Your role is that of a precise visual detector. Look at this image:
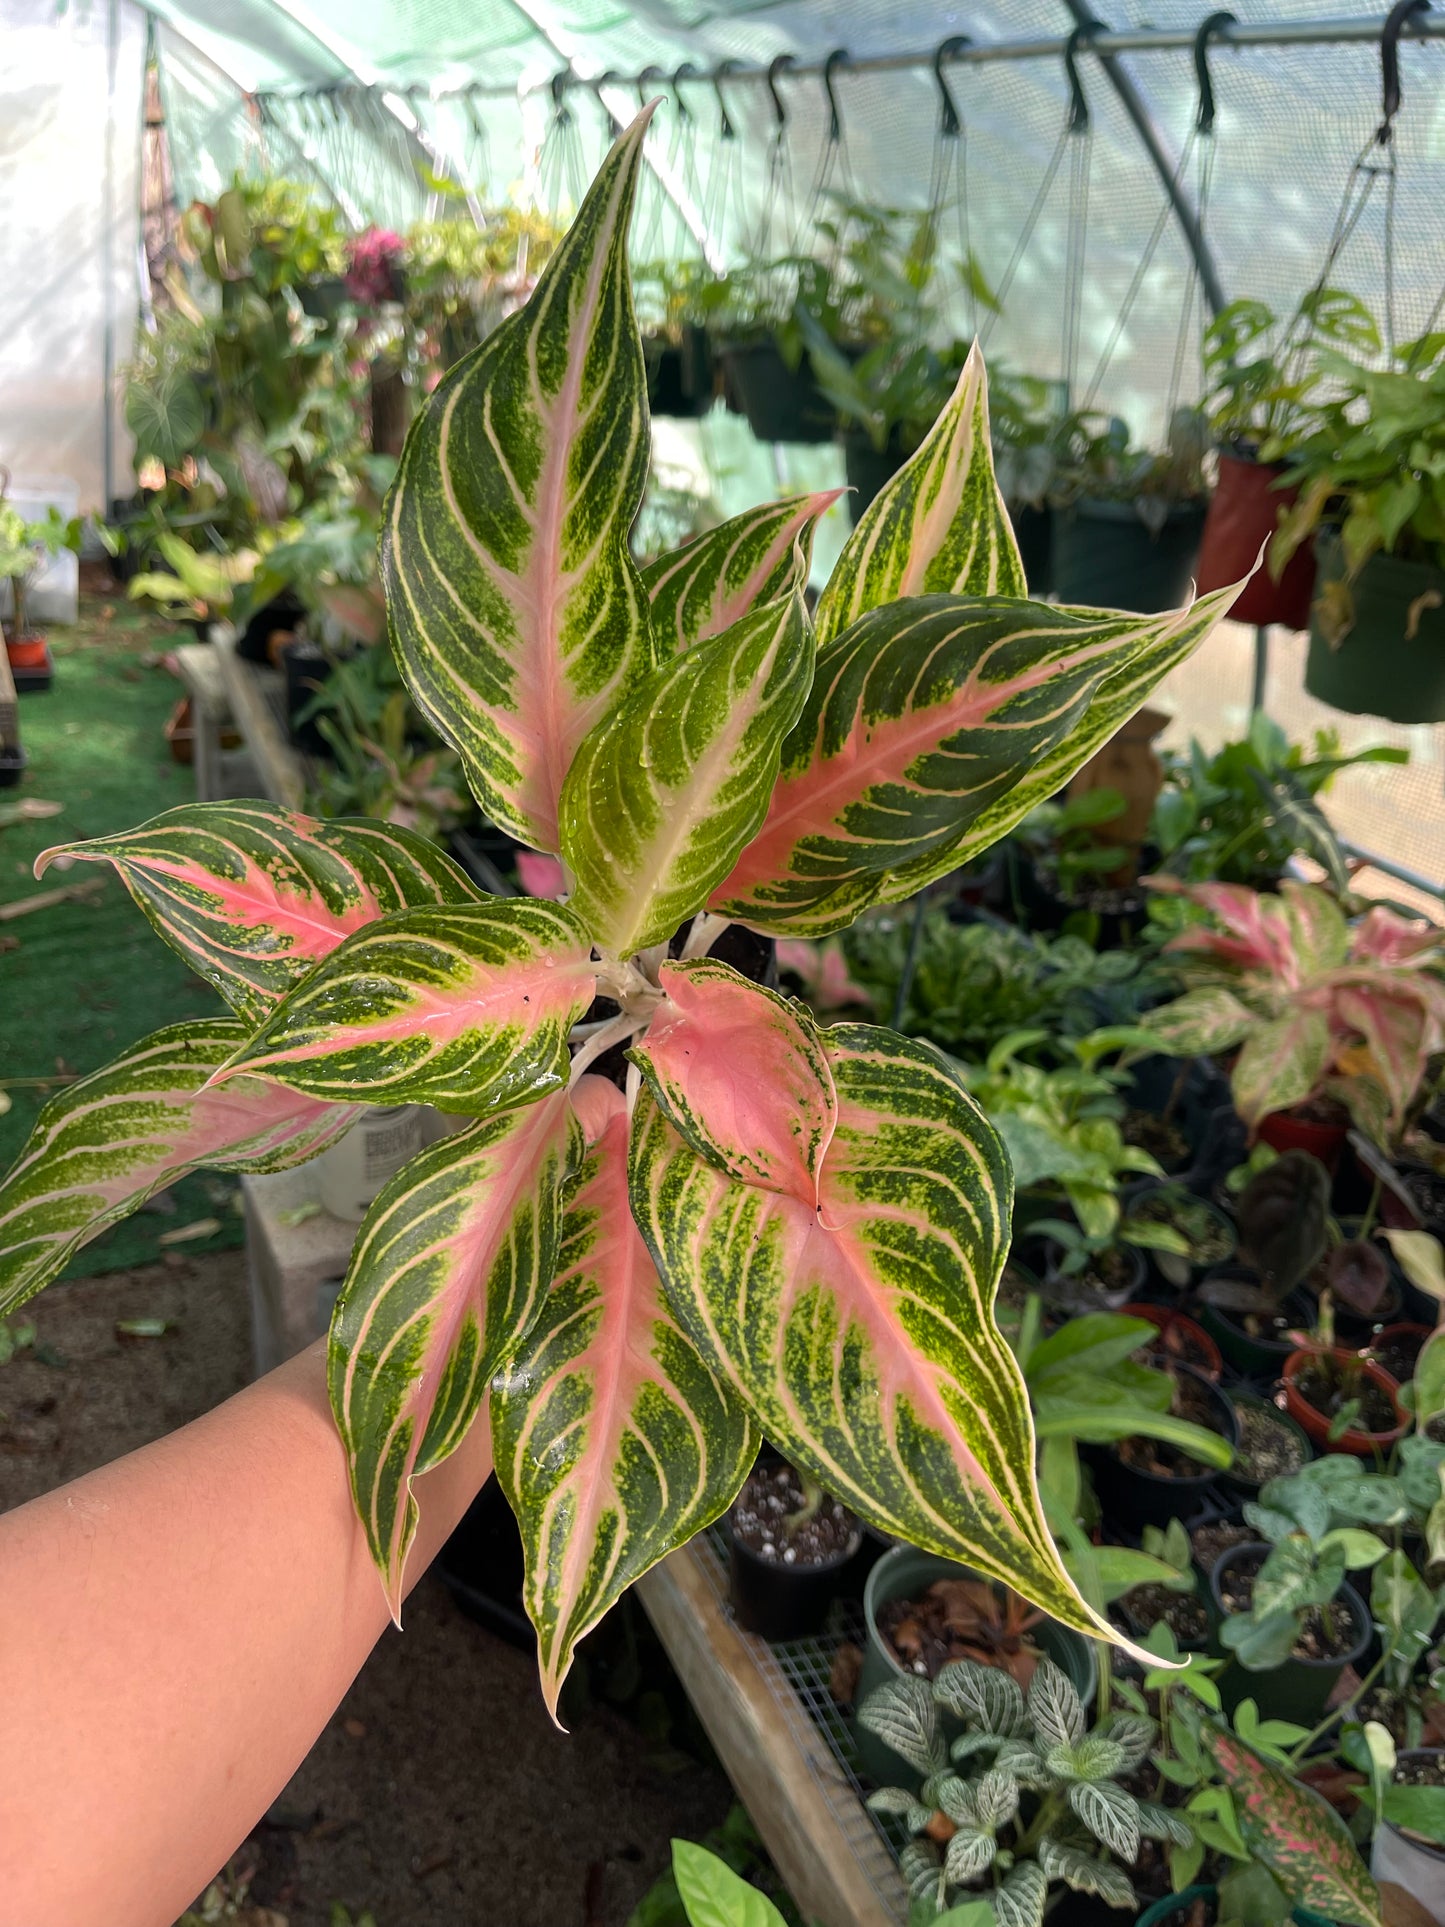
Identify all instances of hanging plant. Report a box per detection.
[0,112,1246,1719]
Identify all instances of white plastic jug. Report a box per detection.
[317,1104,427,1223]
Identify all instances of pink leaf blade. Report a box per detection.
[0,1020,359,1315]
[640,490,842,656]
[36,801,481,1024]
[329,1091,581,1618]
[492,1098,757,1722]
[629,960,837,1205]
[1352,904,1444,968]
[1231,1007,1333,1126]
[208,898,596,1114]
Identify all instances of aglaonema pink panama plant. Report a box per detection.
[0,107,1246,1720]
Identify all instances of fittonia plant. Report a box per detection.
[0,111,1243,1718]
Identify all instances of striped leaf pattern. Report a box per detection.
[628,960,836,1200]
[328,1090,581,1614]
[0,1021,358,1315]
[640,491,840,657]
[382,111,656,853]
[813,344,1025,649]
[877,582,1243,908]
[630,1018,1119,1646]
[560,592,813,957]
[710,595,1202,937]
[492,1078,756,1720]
[37,802,478,1023]
[210,899,595,1113]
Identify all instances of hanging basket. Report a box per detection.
[840,429,906,520]
[1011,503,1054,599]
[1051,497,1206,614]
[1305,530,1445,724]
[645,325,714,420]
[1195,451,1316,629]
[717,337,836,444]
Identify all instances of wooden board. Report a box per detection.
[213,630,307,810]
[638,1541,908,1927]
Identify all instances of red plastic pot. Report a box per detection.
[1281,1346,1408,1457]
[1258,1107,1348,1174]
[5,634,49,670]
[1195,452,1316,630]
[1121,1302,1223,1381]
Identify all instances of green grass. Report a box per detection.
[1,599,242,1275]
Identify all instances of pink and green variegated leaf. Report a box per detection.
[560,592,813,957]
[1231,1008,1332,1126]
[1353,904,1444,968]
[813,343,1025,649]
[1152,875,1300,983]
[1200,1722,1383,1927]
[629,960,836,1201]
[329,1089,581,1615]
[1334,985,1440,1135]
[382,111,657,853]
[36,801,480,1024]
[1282,881,1349,977]
[1139,986,1257,1056]
[0,1021,359,1315]
[709,595,1204,937]
[873,581,1246,912]
[491,1077,757,1722]
[640,492,841,658]
[629,1015,1139,1655]
[209,899,595,1113]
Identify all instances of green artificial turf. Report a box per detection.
[0,599,243,1277]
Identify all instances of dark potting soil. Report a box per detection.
[1122,1584,1209,1644]
[731,1463,858,1568]
[1232,1401,1308,1483]
[1140,1319,1217,1379]
[1130,1190,1233,1264]
[1084,1246,1136,1295]
[879,1578,1045,1685]
[1117,1369,1226,1479]
[1374,1330,1428,1386]
[1395,1753,1445,1789]
[1294,1360,1397,1434]
[1405,1167,1445,1233]
[1123,1111,1191,1171]
[1222,1555,1362,1662]
[1190,1520,1255,1573]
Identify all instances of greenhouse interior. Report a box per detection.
[7,0,1445,1923]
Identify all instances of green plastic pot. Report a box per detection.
[1051,498,1206,614]
[853,1546,1097,1788]
[1306,531,1445,723]
[1136,1884,1334,1927]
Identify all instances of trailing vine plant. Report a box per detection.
[0,110,1244,1719]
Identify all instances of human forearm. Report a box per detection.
[0,1338,492,1927]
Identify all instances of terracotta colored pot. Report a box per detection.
[1258,1107,1348,1174]
[5,634,49,670]
[1281,1345,1408,1457]
[1121,1301,1223,1381]
[1195,452,1315,630]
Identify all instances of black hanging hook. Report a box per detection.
[1193,12,1237,134]
[672,61,697,120]
[594,70,624,139]
[822,49,850,144]
[637,64,665,110]
[1379,0,1431,142]
[766,53,796,132]
[713,57,741,141]
[933,35,972,140]
[1064,24,1102,135]
[549,67,573,126]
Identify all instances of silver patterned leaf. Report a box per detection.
[934,1659,1030,1738]
[1028,1658,1086,1751]
[994,1861,1049,1927]
[1068,1781,1143,1861]
[1037,1838,1138,1909]
[857,1676,947,1778]
[1137,1800,1194,1847]
[945,1826,998,1884]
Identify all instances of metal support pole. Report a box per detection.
[1250,624,1270,713]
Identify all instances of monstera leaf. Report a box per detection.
[0,1021,359,1314]
[0,112,1242,1720]
[38,801,479,1023]
[382,108,657,852]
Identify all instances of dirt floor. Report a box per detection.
[0,1250,732,1927]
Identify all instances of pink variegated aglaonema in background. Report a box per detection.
[0,108,1251,1720]
[1140,876,1445,1145]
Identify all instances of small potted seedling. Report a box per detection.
[1034,1209,1187,1314]
[0,496,82,692]
[1197,1151,1329,1376]
[728,1456,861,1642]
[1089,1362,1238,1531]
[1221,1392,1311,1501]
[1123,1179,1236,1290]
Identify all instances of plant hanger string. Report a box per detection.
[536,70,588,228]
[799,51,859,265]
[929,36,984,342]
[700,60,746,263]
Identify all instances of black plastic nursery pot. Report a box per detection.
[1050,497,1206,614]
[280,641,336,757]
[1210,1542,1370,1726]
[1196,1275,1316,1378]
[436,1475,535,1651]
[1220,1391,1312,1502]
[1086,1362,1238,1531]
[1306,532,1445,724]
[1011,502,1054,598]
[1121,1178,1237,1294]
[841,429,906,520]
[645,326,714,418]
[1038,1232,1147,1312]
[727,1462,862,1643]
[0,745,27,788]
[718,338,836,444]
[853,1546,1097,1788]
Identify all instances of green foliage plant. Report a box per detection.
[0,114,1246,1718]
[0,502,84,640]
